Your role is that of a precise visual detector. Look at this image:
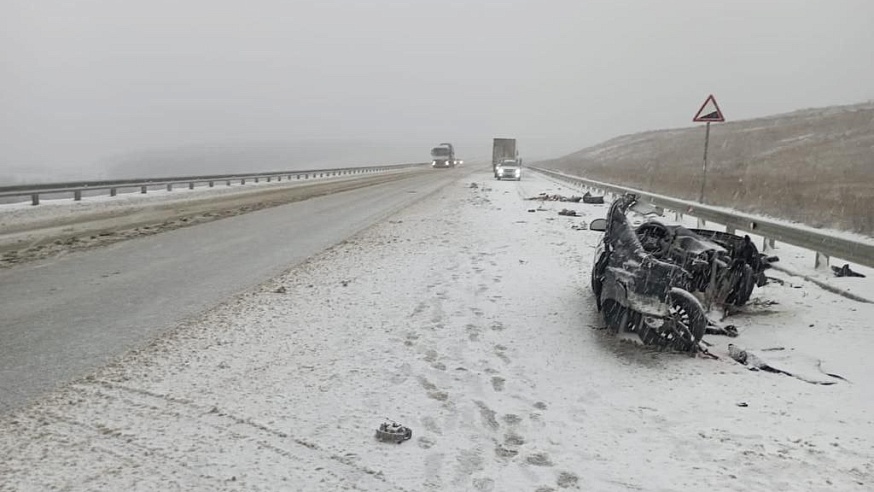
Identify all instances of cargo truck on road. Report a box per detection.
[492,138,521,179]
[431,143,460,168]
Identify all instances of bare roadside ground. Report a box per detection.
[542,102,874,236]
[0,169,429,268]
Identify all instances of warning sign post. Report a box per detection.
[693,95,725,203]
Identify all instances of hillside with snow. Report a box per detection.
[540,102,874,236]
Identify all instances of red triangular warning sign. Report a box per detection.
[693,94,725,122]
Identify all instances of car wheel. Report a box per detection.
[642,289,705,352]
[601,299,628,334]
[667,289,706,351]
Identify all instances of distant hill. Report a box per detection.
[540,102,874,236]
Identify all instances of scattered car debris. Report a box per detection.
[526,191,605,204]
[273,286,287,294]
[571,223,588,231]
[736,402,749,407]
[750,299,780,307]
[765,276,785,286]
[469,182,479,189]
[705,320,738,337]
[526,193,582,202]
[582,192,604,204]
[375,419,412,444]
[527,209,536,213]
[832,263,865,278]
[558,209,578,217]
[728,344,842,385]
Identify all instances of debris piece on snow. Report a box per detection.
[469,182,479,189]
[705,322,738,337]
[736,402,749,407]
[582,192,605,204]
[375,420,412,444]
[525,193,582,203]
[558,209,578,217]
[273,286,287,294]
[571,223,588,231]
[832,263,865,278]
[728,344,839,385]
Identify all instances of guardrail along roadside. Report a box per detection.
[531,166,874,270]
[0,162,427,206]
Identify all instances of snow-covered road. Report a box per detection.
[0,169,871,491]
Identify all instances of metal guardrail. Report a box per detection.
[532,166,874,269]
[0,162,427,205]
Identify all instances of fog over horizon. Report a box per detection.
[3,0,873,181]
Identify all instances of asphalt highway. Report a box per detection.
[0,168,466,413]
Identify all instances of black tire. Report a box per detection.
[591,271,602,311]
[601,299,627,334]
[640,290,706,352]
[591,253,608,310]
[668,289,706,350]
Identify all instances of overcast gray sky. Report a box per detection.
[2,0,873,176]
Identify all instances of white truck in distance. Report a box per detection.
[430,143,461,168]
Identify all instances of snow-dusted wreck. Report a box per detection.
[589,194,778,352]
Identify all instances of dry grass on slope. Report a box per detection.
[542,102,874,236]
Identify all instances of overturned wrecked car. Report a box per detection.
[635,220,778,307]
[589,194,778,352]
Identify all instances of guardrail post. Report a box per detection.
[209,181,214,188]
[141,185,147,194]
[267,176,271,182]
[697,218,706,228]
[241,179,246,185]
[226,180,231,186]
[189,182,194,190]
[167,184,173,191]
[726,226,735,234]
[255,177,259,183]
[762,237,775,252]
[74,190,82,201]
[31,193,39,205]
[110,188,117,197]
[815,252,830,270]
